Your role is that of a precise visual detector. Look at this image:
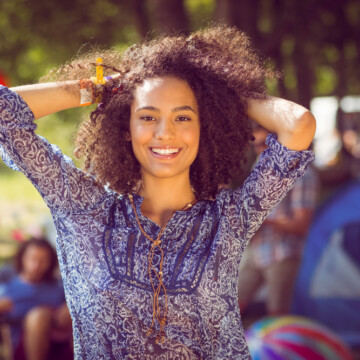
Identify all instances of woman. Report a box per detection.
[0,25,316,359]
[0,238,72,360]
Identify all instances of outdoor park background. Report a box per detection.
[0,0,359,354]
[1,0,359,249]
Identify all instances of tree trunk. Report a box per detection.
[292,38,313,107]
[290,1,313,107]
[130,0,151,38]
[151,0,189,36]
[214,0,260,45]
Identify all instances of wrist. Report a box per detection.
[79,57,117,106]
[79,76,115,106]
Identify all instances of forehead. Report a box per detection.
[24,245,49,257]
[132,76,198,109]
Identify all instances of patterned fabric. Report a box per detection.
[0,86,314,359]
[250,166,319,268]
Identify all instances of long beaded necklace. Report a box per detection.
[128,193,197,343]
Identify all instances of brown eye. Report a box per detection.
[177,116,191,122]
[140,116,155,121]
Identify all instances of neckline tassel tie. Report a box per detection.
[129,194,168,344]
[128,194,197,344]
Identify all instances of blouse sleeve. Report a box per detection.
[218,133,315,244]
[0,86,107,216]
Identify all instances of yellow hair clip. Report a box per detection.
[91,57,106,85]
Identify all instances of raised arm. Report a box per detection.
[247,96,316,151]
[11,81,81,120]
[0,84,109,215]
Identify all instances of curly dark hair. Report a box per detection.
[48,24,276,199]
[14,237,59,282]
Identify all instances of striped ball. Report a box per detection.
[245,316,353,360]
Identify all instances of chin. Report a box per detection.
[145,166,189,180]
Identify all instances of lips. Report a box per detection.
[149,147,182,159]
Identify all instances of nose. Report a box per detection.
[154,118,175,140]
[29,260,41,272]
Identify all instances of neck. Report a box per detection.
[137,175,195,227]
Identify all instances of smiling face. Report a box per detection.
[21,245,52,283]
[130,76,200,182]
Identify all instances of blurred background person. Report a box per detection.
[238,124,319,316]
[0,237,72,360]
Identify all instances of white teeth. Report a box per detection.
[151,148,180,155]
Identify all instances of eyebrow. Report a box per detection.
[172,106,197,113]
[136,105,197,113]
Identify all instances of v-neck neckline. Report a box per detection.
[128,193,203,230]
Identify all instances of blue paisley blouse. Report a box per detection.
[0,86,314,359]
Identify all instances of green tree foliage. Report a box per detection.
[0,0,141,170]
[1,0,358,100]
[0,0,359,243]
[0,0,359,170]
[0,0,140,85]
[212,0,360,106]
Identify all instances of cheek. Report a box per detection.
[130,122,152,143]
[40,262,51,274]
[130,128,145,152]
[22,256,32,270]
[129,126,150,165]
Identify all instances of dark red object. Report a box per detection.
[0,71,9,87]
